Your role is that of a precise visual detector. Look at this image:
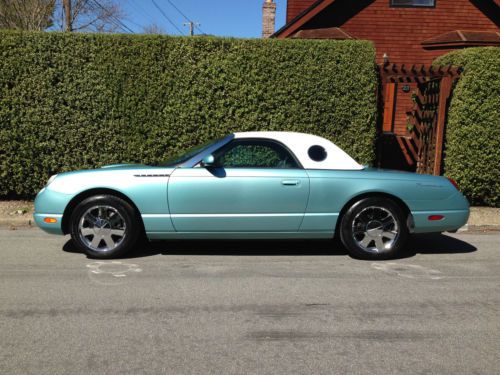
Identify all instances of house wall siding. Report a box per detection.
[293,0,499,64]
[285,0,499,135]
[338,0,499,64]
[318,0,498,135]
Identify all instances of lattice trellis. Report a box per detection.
[379,63,461,175]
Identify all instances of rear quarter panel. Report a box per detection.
[303,169,469,233]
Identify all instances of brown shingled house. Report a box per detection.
[273,0,500,65]
[268,0,499,171]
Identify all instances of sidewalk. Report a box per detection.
[0,201,498,232]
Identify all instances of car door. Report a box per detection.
[168,138,310,232]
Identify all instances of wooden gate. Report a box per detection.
[379,63,461,175]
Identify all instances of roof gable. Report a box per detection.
[274,0,500,39]
[274,0,337,38]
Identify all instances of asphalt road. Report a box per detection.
[1,228,499,375]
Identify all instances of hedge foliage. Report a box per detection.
[435,47,500,207]
[0,31,377,198]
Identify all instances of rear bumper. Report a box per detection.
[412,209,470,233]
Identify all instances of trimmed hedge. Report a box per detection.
[0,31,377,197]
[435,47,500,207]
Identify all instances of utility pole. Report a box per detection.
[63,0,72,31]
[183,21,200,36]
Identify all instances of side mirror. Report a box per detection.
[200,154,216,167]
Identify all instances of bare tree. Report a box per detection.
[55,0,127,32]
[0,0,55,30]
[142,23,164,35]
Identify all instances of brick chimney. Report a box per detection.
[262,0,276,38]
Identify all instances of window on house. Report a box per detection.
[390,0,435,7]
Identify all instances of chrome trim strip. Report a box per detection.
[142,213,338,218]
[134,174,170,177]
[171,213,304,218]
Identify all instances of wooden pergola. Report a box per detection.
[379,63,462,175]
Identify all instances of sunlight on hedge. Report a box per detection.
[435,47,500,207]
[0,31,377,197]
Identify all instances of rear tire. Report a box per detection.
[70,195,141,259]
[339,197,408,260]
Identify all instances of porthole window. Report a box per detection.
[308,145,327,162]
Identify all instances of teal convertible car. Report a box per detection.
[34,132,469,259]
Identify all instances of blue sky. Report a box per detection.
[121,0,287,37]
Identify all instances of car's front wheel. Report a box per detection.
[340,197,408,260]
[70,195,140,258]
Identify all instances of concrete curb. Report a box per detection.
[0,218,34,229]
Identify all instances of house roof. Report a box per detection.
[291,27,355,39]
[421,30,500,48]
[272,0,336,39]
[272,0,500,39]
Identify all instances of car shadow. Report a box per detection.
[406,233,477,255]
[63,233,477,260]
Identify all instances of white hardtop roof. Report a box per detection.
[233,131,363,170]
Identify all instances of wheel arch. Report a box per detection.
[334,192,413,238]
[61,188,146,235]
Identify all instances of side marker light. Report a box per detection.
[428,215,444,221]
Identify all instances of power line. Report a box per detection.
[89,0,132,33]
[123,18,143,30]
[150,0,185,35]
[90,0,135,33]
[124,0,157,32]
[165,0,205,35]
[126,0,156,20]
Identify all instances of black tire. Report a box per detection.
[339,197,409,260]
[70,195,141,259]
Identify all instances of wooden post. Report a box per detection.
[433,76,452,175]
[382,83,396,133]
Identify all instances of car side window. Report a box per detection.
[214,140,300,169]
[308,145,327,162]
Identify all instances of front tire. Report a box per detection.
[70,195,141,259]
[340,197,408,260]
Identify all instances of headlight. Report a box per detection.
[46,174,58,187]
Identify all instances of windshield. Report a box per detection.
[157,138,222,167]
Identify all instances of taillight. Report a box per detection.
[447,177,459,191]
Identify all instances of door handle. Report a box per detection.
[281,179,299,186]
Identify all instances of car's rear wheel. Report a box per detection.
[340,197,408,260]
[70,195,140,258]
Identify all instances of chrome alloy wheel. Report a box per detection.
[78,205,127,252]
[351,206,399,254]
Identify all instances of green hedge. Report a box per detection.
[0,31,377,198]
[435,47,500,207]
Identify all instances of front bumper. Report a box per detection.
[33,213,64,235]
[33,187,72,235]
